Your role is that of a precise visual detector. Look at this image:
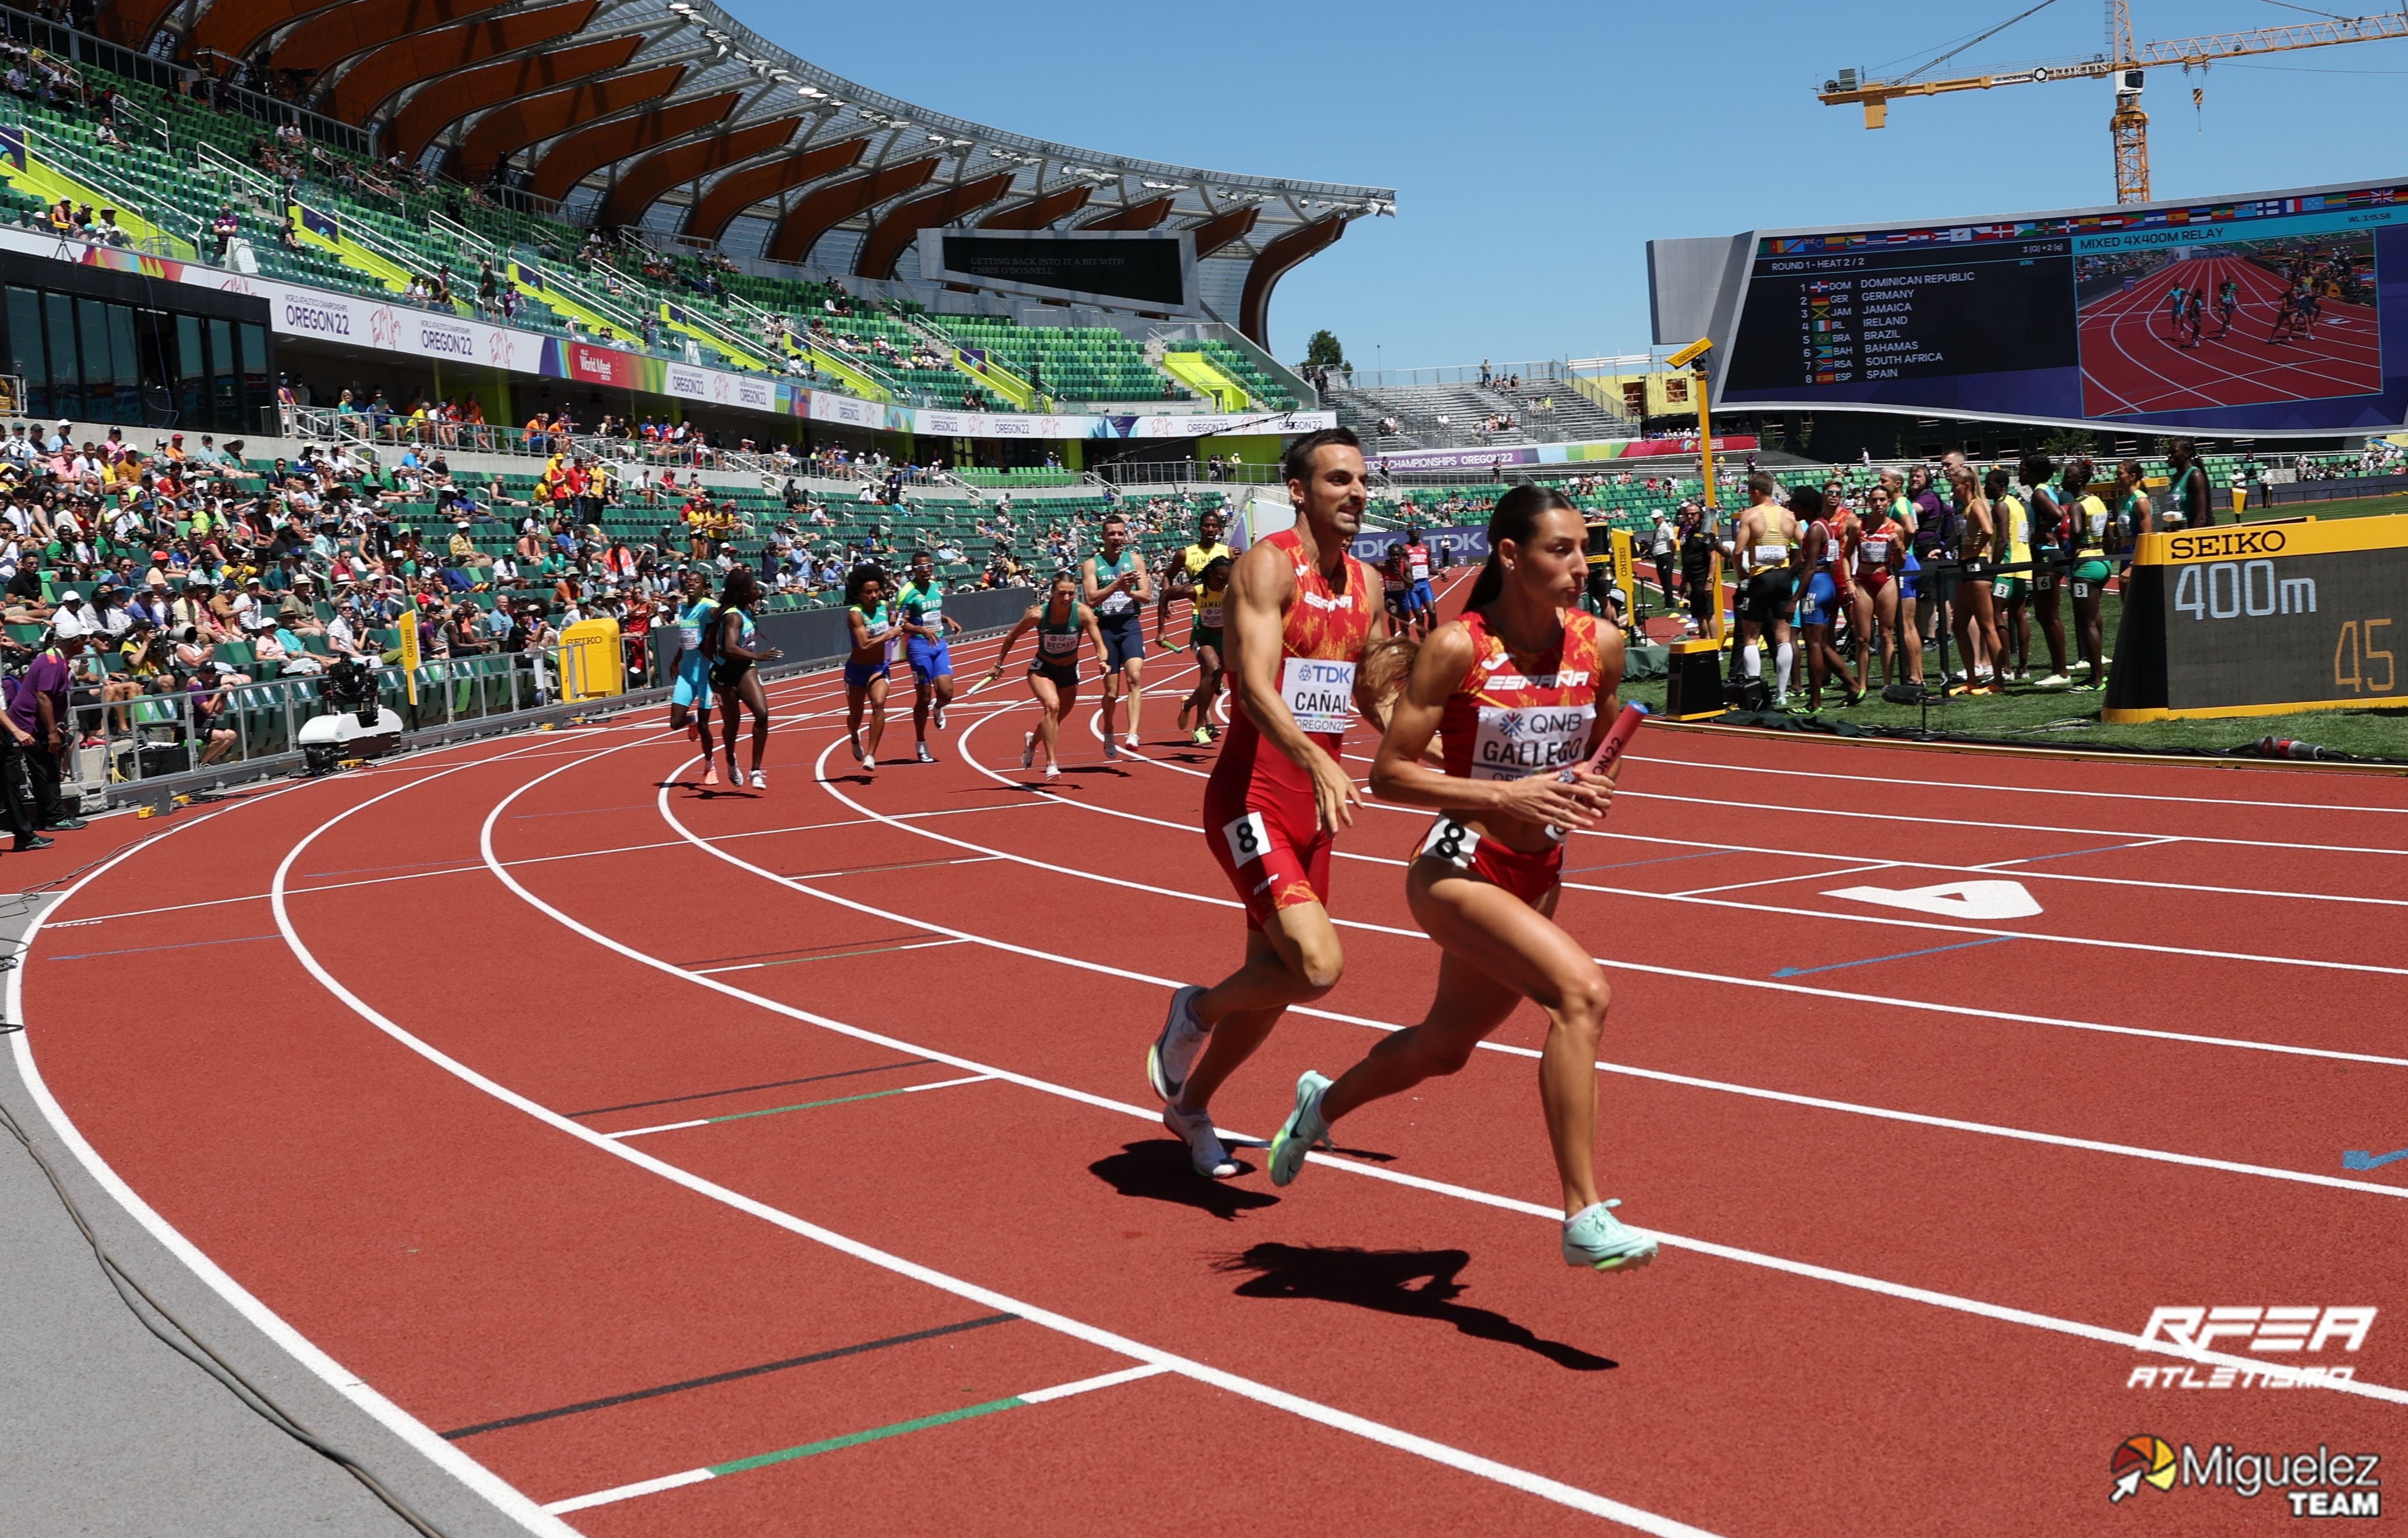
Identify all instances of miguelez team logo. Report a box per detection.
[2111,1435,2179,1502]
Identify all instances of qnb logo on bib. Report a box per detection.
[1282,657,1356,736]
[1472,705,1593,780]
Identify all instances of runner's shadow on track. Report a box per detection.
[1217,1244,1617,1372]
[1090,1141,1274,1220]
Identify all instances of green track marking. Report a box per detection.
[703,1082,953,1124]
[708,1396,1027,1476]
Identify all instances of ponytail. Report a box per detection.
[1373,482,1578,703]
[1465,483,1578,611]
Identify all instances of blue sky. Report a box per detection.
[754,1,2408,371]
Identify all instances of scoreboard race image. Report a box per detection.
[1711,177,2408,435]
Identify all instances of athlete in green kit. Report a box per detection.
[895,549,961,764]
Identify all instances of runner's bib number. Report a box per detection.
[1222,811,1271,866]
[1282,657,1356,737]
[1471,704,1594,781]
[1406,549,1430,580]
[1199,601,1224,628]
[1419,816,1480,870]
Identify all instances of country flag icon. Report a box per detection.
[2110,1434,2177,1502]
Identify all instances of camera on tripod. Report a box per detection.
[298,658,404,775]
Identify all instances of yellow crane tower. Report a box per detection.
[1817,1,2408,204]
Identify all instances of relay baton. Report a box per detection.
[1543,701,1649,843]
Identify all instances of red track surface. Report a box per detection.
[17,577,2408,1536]
[2078,252,2381,417]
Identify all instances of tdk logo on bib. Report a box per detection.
[1282,658,1356,736]
[1472,705,1593,779]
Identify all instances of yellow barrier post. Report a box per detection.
[558,618,625,702]
[396,611,419,707]
[1609,528,1635,616]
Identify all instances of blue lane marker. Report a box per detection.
[1565,850,1729,875]
[2343,1148,2408,1172]
[47,934,280,962]
[1773,935,2014,979]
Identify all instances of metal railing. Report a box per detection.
[1339,359,1584,390]
[1096,458,1282,487]
[904,308,1037,406]
[1204,326,1317,410]
[62,640,605,798]
[183,48,370,156]
[0,114,193,257]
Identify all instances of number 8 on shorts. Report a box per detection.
[1222,811,1270,866]
[1419,816,1479,871]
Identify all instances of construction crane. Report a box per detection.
[1817,1,2408,204]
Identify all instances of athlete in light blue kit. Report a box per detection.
[1081,514,1152,760]
[665,569,721,785]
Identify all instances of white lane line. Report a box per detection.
[1670,862,1896,898]
[1139,739,2402,975]
[495,732,2408,1413]
[949,712,2408,1068]
[1017,1361,1172,1403]
[1321,747,2408,906]
[8,739,593,1538]
[1620,750,2408,816]
[292,747,1716,1538]
[542,1363,1176,1516]
[544,1467,710,1515]
[1608,786,2408,859]
[62,802,1066,929]
[805,731,2408,1201]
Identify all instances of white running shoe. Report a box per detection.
[1268,1070,1332,1187]
[1043,763,1060,782]
[1124,731,1140,750]
[862,756,876,771]
[2068,659,2092,675]
[2036,673,2071,689]
[749,769,767,789]
[1021,731,1036,769]
[1162,1103,1238,1179]
[848,733,863,763]
[1146,985,1207,1103]
[933,704,946,728]
[916,742,935,763]
[1103,738,1121,762]
[1561,1200,1658,1272]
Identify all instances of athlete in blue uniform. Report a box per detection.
[842,566,897,772]
[897,549,961,764]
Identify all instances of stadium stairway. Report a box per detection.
[1159,346,1249,411]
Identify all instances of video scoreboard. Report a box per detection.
[1684,177,2408,435]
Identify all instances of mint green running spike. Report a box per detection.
[1268,1071,1331,1187]
[1562,1200,1657,1272]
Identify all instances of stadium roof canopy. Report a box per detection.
[104,0,1394,338]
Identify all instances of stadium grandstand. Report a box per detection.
[0,0,1401,805]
